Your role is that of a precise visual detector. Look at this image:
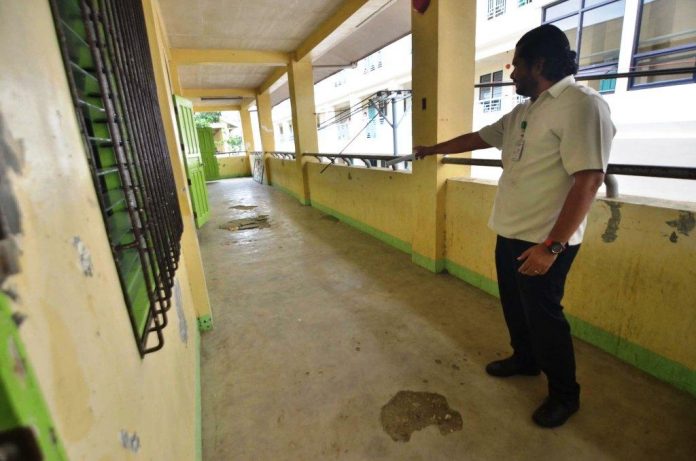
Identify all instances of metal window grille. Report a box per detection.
[50,0,183,356]
[488,0,507,19]
[479,71,504,112]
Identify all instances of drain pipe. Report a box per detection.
[604,174,619,198]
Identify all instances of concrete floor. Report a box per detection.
[199,178,696,461]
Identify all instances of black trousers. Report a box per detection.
[495,235,581,403]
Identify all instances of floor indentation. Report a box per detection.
[380,390,463,442]
[219,215,270,231]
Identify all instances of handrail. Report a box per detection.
[269,151,296,159]
[303,152,411,171]
[441,157,696,198]
[474,66,696,88]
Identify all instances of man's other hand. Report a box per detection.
[517,244,557,276]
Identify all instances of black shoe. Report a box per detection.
[532,397,579,428]
[485,356,541,377]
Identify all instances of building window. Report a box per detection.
[488,0,507,19]
[363,51,383,74]
[50,0,183,355]
[544,0,626,93]
[366,105,378,138]
[479,71,503,112]
[631,0,696,88]
[518,0,532,6]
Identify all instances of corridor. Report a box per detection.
[199,178,696,460]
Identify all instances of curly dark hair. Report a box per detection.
[516,24,578,81]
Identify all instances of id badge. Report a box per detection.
[511,138,525,161]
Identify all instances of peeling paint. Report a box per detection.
[0,113,24,285]
[72,237,94,277]
[602,202,621,243]
[666,212,695,243]
[119,430,141,453]
[174,278,188,344]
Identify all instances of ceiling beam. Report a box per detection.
[181,88,256,98]
[257,67,288,95]
[193,104,241,113]
[294,0,370,62]
[170,48,290,66]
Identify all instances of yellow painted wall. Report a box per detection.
[445,178,696,375]
[306,164,414,250]
[217,155,251,179]
[1,2,198,459]
[268,157,303,201]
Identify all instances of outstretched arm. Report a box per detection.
[413,132,491,159]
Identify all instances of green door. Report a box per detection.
[197,127,220,181]
[174,96,210,228]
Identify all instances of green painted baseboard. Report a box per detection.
[412,252,446,273]
[269,184,696,397]
[270,183,309,205]
[445,260,500,298]
[311,200,412,254]
[197,315,213,332]
[195,329,202,461]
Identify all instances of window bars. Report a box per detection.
[50,0,183,356]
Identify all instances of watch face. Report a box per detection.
[550,242,565,254]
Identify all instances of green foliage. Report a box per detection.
[227,135,243,151]
[193,112,221,128]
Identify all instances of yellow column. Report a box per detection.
[142,0,212,323]
[240,101,256,152]
[256,89,276,185]
[256,90,276,152]
[287,58,318,205]
[411,0,476,272]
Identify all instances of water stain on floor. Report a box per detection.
[380,390,463,442]
[219,215,270,231]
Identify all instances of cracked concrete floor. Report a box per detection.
[199,178,696,460]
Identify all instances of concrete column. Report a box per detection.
[142,0,212,324]
[255,90,275,152]
[411,0,476,272]
[240,101,256,152]
[256,89,276,185]
[287,58,319,205]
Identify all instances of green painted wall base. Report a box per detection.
[195,329,202,461]
[0,295,69,460]
[213,173,252,181]
[197,315,213,332]
[445,260,500,298]
[412,252,446,273]
[311,200,412,254]
[271,183,309,205]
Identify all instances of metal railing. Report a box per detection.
[304,153,411,171]
[440,157,696,198]
[215,150,248,157]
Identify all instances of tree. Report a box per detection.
[227,135,243,152]
[193,111,221,128]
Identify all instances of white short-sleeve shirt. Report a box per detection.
[478,76,616,245]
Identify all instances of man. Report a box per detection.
[414,24,615,428]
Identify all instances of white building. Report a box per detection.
[271,0,695,202]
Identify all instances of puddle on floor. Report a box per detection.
[230,205,258,210]
[380,390,463,442]
[219,215,270,231]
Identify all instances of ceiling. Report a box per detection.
[158,0,411,110]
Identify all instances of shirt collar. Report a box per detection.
[547,75,575,98]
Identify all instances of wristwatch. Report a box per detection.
[543,239,566,255]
